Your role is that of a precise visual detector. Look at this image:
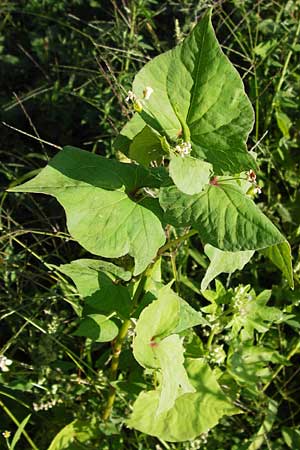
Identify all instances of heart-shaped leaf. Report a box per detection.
[9,146,166,275]
[127,358,238,442]
[160,182,286,252]
[117,10,255,174]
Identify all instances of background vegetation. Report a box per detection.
[1,0,300,448]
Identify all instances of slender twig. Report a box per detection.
[2,122,62,150]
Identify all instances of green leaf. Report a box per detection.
[133,284,205,368]
[169,155,212,195]
[133,285,180,368]
[153,334,195,415]
[58,259,132,318]
[282,427,300,449]
[126,9,254,173]
[58,259,131,295]
[73,314,119,342]
[127,358,238,442]
[228,344,288,393]
[114,113,146,155]
[168,10,255,173]
[228,285,284,340]
[201,244,254,291]
[84,281,132,319]
[132,50,181,140]
[261,241,294,288]
[173,299,207,333]
[48,419,99,450]
[275,109,292,138]
[160,182,285,252]
[10,414,31,450]
[129,126,164,167]
[246,399,278,450]
[9,146,166,275]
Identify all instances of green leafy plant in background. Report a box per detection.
[6,7,295,447]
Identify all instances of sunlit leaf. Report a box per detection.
[160,183,286,252]
[10,146,166,275]
[120,10,255,173]
[128,358,238,442]
[201,244,254,291]
[58,259,132,318]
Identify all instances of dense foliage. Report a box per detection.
[1,1,300,449]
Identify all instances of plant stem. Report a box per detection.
[0,400,38,450]
[206,327,216,351]
[102,318,132,421]
[158,230,197,256]
[102,274,147,421]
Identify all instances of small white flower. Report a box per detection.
[0,355,12,372]
[143,86,153,100]
[125,90,136,103]
[253,186,262,195]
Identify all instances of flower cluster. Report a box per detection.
[175,141,192,157]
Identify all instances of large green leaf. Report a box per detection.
[119,10,254,173]
[132,49,181,140]
[201,245,254,291]
[58,259,131,294]
[127,358,238,442]
[9,146,166,275]
[167,10,255,173]
[160,182,286,252]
